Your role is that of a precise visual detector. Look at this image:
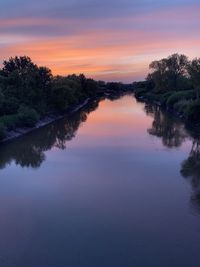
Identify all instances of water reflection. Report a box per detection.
[181,128,200,212]
[145,104,187,148]
[0,93,128,170]
[2,95,200,211]
[1,94,200,266]
[144,102,200,212]
[0,99,100,169]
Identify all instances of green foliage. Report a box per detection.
[166,90,196,108]
[0,56,53,113]
[158,92,174,106]
[0,114,20,130]
[52,76,78,111]
[0,55,131,142]
[148,53,189,92]
[176,76,193,91]
[187,58,200,98]
[0,57,110,135]
[137,54,200,124]
[84,78,99,97]
[18,106,39,127]
[2,56,36,76]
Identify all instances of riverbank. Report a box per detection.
[134,85,200,128]
[0,56,134,143]
[0,98,91,144]
[133,54,200,127]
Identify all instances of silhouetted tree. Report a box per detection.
[148,53,188,92]
[187,58,200,99]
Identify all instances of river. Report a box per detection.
[0,94,200,267]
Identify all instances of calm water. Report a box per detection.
[0,94,200,267]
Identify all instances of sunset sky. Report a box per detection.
[0,0,200,82]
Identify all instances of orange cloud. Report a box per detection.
[0,5,200,82]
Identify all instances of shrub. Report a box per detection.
[18,106,39,127]
[166,90,196,109]
[0,114,20,130]
[159,92,174,106]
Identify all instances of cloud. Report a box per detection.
[0,0,200,81]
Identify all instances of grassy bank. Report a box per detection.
[0,56,131,141]
[134,53,200,126]
[135,86,200,124]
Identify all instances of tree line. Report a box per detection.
[0,56,126,140]
[134,53,200,124]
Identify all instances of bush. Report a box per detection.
[0,114,20,130]
[166,90,196,109]
[0,123,6,140]
[159,92,174,106]
[18,106,39,127]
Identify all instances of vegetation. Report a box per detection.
[0,123,6,140]
[144,101,200,211]
[134,53,200,124]
[0,56,128,141]
[0,99,101,169]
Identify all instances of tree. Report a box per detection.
[18,105,39,127]
[0,56,53,113]
[2,56,37,76]
[51,76,77,111]
[187,58,200,99]
[148,54,188,92]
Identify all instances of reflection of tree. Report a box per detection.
[146,104,187,148]
[0,100,100,169]
[181,141,200,180]
[181,127,200,212]
[0,92,127,170]
[145,103,200,212]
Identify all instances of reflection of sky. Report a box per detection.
[0,0,200,81]
[0,95,199,266]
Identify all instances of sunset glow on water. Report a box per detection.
[1,1,200,266]
[0,95,199,266]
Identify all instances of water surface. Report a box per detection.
[0,95,200,267]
